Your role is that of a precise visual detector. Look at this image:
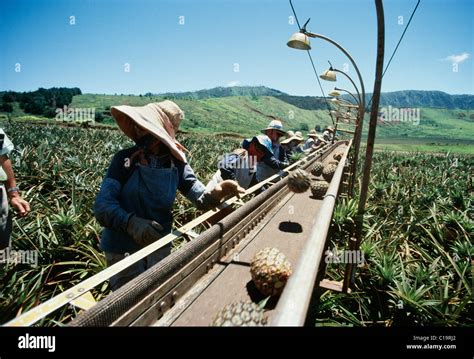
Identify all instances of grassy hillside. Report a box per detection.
[2,91,473,153]
[71,94,333,136]
[373,108,474,142]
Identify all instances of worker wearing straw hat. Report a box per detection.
[94,100,245,290]
[0,128,31,250]
[323,126,335,142]
[206,147,257,191]
[302,129,325,151]
[256,120,289,181]
[281,130,304,155]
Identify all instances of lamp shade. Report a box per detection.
[320,69,337,81]
[287,32,311,50]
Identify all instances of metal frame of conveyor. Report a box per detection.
[270,141,352,326]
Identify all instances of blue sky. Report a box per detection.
[0,0,472,96]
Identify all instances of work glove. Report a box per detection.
[126,215,164,248]
[209,180,246,203]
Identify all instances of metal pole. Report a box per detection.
[333,69,362,104]
[303,31,366,197]
[335,87,360,105]
[343,0,385,292]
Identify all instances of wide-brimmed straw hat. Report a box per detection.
[281,130,304,144]
[111,100,187,162]
[325,126,335,132]
[261,120,286,136]
[307,129,319,138]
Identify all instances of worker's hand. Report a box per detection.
[209,180,245,202]
[126,215,164,247]
[10,196,30,217]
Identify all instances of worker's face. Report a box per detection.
[266,129,282,142]
[134,125,160,150]
[134,124,148,139]
[248,142,265,162]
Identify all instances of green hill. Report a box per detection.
[1,86,473,153]
[70,94,332,136]
[158,85,287,99]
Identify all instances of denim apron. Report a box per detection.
[101,162,178,254]
[256,145,281,182]
[101,160,179,290]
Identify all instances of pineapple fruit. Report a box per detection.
[311,161,324,176]
[322,163,338,182]
[311,181,329,199]
[250,247,292,296]
[212,301,267,326]
[287,169,311,193]
[333,152,343,161]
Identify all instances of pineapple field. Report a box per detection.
[0,121,472,326]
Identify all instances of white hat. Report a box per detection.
[111,101,187,162]
[261,120,286,136]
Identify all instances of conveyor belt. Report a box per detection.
[160,146,345,326]
[67,141,349,327]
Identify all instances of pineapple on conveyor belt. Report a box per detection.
[250,247,292,296]
[211,301,267,327]
[311,161,324,176]
[333,152,343,161]
[311,181,329,199]
[287,169,311,193]
[328,160,339,166]
[322,163,338,182]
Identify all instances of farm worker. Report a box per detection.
[206,148,257,191]
[256,120,289,181]
[94,101,244,290]
[323,126,335,142]
[281,130,304,155]
[241,134,288,184]
[0,128,31,250]
[303,129,326,152]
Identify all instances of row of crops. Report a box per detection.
[0,121,240,325]
[0,120,472,326]
[320,151,473,326]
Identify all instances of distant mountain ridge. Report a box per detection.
[159,86,287,99]
[158,86,474,110]
[366,90,474,110]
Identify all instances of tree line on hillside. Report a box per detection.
[0,87,82,117]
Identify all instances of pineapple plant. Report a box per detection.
[289,152,304,164]
[211,301,267,326]
[322,163,338,182]
[311,181,329,199]
[250,247,292,296]
[287,169,311,193]
[311,161,324,176]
